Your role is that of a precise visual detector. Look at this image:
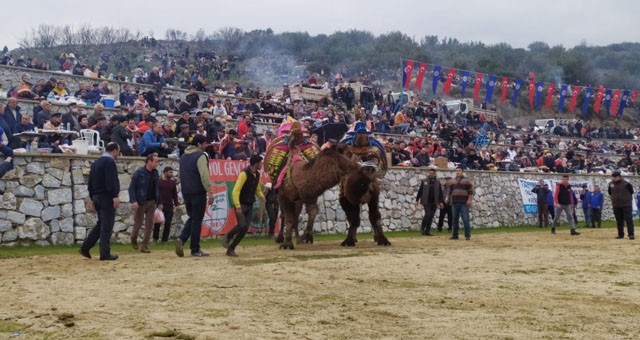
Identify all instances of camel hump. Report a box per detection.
[264,137,321,182]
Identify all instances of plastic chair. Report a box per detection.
[80,129,105,153]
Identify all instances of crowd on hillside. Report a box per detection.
[3,52,640,175]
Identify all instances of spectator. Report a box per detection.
[608,171,634,240]
[139,121,170,157]
[128,153,161,253]
[416,168,444,236]
[153,166,179,243]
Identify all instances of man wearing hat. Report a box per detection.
[608,171,635,240]
[62,101,81,132]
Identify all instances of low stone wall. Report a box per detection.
[0,154,636,246]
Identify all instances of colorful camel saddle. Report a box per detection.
[340,122,388,178]
[264,120,320,186]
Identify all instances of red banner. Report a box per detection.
[473,73,484,101]
[413,62,427,90]
[528,81,535,108]
[632,90,638,106]
[442,68,456,94]
[500,77,509,103]
[545,83,555,109]
[594,85,604,114]
[569,85,581,112]
[611,89,621,115]
[403,60,414,89]
[201,159,277,237]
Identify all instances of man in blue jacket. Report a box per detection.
[128,153,161,253]
[590,185,603,228]
[580,184,592,228]
[139,121,170,157]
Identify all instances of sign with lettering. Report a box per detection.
[201,159,277,237]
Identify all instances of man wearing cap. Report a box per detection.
[532,180,551,228]
[608,171,635,240]
[62,102,81,132]
[222,155,265,257]
[175,134,213,257]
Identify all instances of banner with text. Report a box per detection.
[201,159,277,237]
[518,178,593,215]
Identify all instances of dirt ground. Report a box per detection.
[1,229,639,340]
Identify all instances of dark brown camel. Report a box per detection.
[276,144,360,250]
[338,134,391,247]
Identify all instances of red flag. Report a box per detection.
[632,90,638,106]
[594,85,604,114]
[611,89,621,114]
[413,62,427,90]
[473,73,484,101]
[569,86,581,113]
[545,83,555,109]
[402,60,414,89]
[528,81,535,108]
[500,77,509,103]
[442,68,456,94]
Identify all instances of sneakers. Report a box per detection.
[630,235,635,240]
[79,248,91,259]
[449,236,459,240]
[222,235,229,249]
[226,249,238,257]
[551,227,556,234]
[99,254,118,261]
[174,239,184,257]
[465,236,471,241]
[191,250,210,257]
[570,229,580,236]
[615,236,625,239]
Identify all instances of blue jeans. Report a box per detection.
[582,206,591,227]
[451,202,471,239]
[179,193,207,253]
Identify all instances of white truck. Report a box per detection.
[533,119,570,135]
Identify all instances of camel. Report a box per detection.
[338,122,391,247]
[276,144,362,249]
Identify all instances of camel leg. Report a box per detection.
[293,201,303,244]
[301,200,318,244]
[368,193,390,246]
[339,195,360,247]
[275,205,285,244]
[277,195,295,250]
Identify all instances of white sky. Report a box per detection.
[2,0,638,50]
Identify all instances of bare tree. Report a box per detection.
[165,29,188,41]
[59,25,76,46]
[214,27,244,54]
[192,28,206,42]
[35,25,59,48]
[77,24,95,46]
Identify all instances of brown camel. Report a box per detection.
[276,144,361,250]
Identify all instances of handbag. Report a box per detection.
[153,208,165,224]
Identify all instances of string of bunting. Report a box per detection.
[401,59,639,117]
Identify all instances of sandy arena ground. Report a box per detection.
[1,229,639,340]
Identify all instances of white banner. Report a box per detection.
[518,178,592,215]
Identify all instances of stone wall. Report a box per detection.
[1,154,637,246]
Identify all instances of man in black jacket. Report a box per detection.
[175,135,213,257]
[416,168,444,236]
[532,180,550,228]
[608,171,635,240]
[128,153,161,253]
[80,142,121,261]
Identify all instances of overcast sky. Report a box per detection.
[2,0,638,51]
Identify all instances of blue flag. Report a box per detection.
[485,75,497,103]
[511,79,522,107]
[535,82,544,109]
[618,90,630,117]
[558,85,568,111]
[432,65,442,94]
[604,89,612,115]
[460,71,470,98]
[582,87,592,113]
